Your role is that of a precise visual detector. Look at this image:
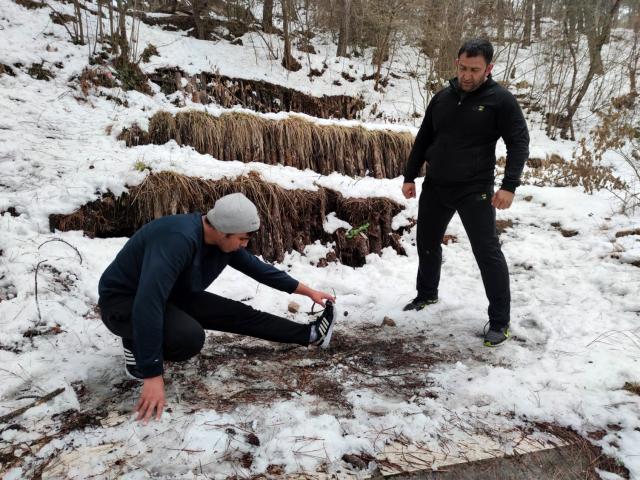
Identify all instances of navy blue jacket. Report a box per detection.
[98,213,299,377]
[404,76,529,192]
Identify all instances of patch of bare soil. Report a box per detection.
[169,324,454,416]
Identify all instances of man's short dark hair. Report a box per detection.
[458,38,494,64]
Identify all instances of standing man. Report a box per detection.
[402,38,529,347]
[98,193,336,422]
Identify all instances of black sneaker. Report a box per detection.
[310,300,336,349]
[402,296,438,311]
[483,322,510,347]
[123,338,144,381]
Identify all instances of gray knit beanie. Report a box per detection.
[206,193,260,233]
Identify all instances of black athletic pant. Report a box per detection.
[99,291,312,364]
[416,182,510,328]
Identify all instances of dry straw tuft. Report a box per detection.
[497,154,626,193]
[118,123,149,147]
[128,110,415,179]
[148,111,178,145]
[50,171,405,267]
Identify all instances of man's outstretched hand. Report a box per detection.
[136,375,165,423]
[491,189,515,210]
[295,283,335,307]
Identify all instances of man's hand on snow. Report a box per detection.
[136,375,165,423]
[491,190,514,210]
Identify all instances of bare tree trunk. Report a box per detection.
[350,0,364,54]
[629,21,639,93]
[522,0,533,46]
[496,0,505,43]
[534,0,542,38]
[421,0,464,79]
[566,0,578,42]
[116,0,128,63]
[73,0,84,44]
[97,0,104,43]
[282,0,291,63]
[288,0,299,22]
[373,14,393,90]
[129,7,140,63]
[576,2,585,34]
[281,0,301,70]
[262,0,274,33]
[560,0,622,138]
[108,1,117,55]
[466,0,487,34]
[582,0,615,76]
[438,0,464,79]
[336,0,352,57]
[192,0,208,40]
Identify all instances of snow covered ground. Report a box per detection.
[1,1,639,478]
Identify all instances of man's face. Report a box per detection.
[456,53,493,92]
[218,232,252,252]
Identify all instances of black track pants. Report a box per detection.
[99,291,311,363]
[416,182,510,328]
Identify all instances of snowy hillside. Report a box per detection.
[0,1,639,479]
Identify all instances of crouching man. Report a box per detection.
[98,193,336,423]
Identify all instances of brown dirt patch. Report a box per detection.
[171,325,453,415]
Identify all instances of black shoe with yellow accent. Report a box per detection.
[483,322,510,347]
[403,296,438,311]
[310,300,336,349]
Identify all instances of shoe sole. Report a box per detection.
[403,300,438,311]
[484,339,508,347]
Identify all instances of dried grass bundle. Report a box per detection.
[50,171,404,266]
[141,110,414,179]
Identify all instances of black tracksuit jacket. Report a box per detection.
[403,76,529,192]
